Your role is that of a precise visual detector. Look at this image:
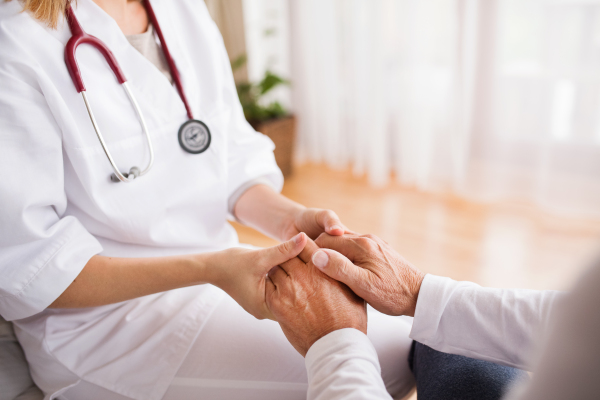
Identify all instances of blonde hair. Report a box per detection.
[7,0,71,29]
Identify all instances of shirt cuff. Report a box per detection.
[409,274,458,343]
[305,328,380,378]
[227,177,278,217]
[305,328,393,400]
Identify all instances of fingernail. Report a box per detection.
[294,233,304,245]
[312,250,329,269]
[330,225,342,232]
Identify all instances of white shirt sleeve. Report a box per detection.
[0,57,102,321]
[305,328,392,400]
[409,274,561,370]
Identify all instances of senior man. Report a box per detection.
[266,233,600,400]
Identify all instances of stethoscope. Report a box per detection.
[64,0,211,183]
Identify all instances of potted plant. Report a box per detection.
[232,55,296,177]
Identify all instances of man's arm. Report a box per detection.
[314,233,561,370]
[306,329,392,400]
[409,275,559,369]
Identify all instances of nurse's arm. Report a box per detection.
[234,184,348,241]
[49,233,308,319]
[49,254,213,308]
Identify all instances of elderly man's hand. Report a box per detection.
[314,233,426,317]
[266,239,367,356]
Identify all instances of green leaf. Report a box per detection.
[235,69,290,123]
[258,71,289,95]
[230,54,247,72]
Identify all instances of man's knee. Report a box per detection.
[410,342,528,400]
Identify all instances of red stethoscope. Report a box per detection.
[65,0,211,183]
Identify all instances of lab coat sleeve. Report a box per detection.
[0,67,103,321]
[210,17,284,201]
[410,274,561,370]
[305,328,392,400]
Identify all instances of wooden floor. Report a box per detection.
[234,163,600,291]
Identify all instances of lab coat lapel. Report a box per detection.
[70,0,188,132]
[146,0,203,121]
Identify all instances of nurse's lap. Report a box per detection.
[64,295,415,400]
[164,296,415,400]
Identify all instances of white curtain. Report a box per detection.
[286,0,600,218]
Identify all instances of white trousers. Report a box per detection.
[62,295,415,400]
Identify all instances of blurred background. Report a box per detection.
[206,0,600,292]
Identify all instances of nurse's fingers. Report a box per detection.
[259,233,307,273]
[319,209,347,236]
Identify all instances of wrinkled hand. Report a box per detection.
[314,233,426,317]
[210,233,308,320]
[266,238,367,356]
[282,208,349,241]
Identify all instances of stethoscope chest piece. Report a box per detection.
[178,119,211,154]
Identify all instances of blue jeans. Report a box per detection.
[408,341,528,400]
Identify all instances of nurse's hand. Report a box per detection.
[234,184,348,241]
[209,233,309,320]
[284,208,349,240]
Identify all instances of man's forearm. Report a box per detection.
[410,274,561,370]
[234,184,304,241]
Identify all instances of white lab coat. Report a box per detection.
[0,0,282,399]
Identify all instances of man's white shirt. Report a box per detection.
[304,267,600,400]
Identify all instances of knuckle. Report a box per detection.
[277,242,291,256]
[317,209,334,222]
[336,259,349,276]
[358,236,378,251]
[356,237,372,248]
[324,209,337,219]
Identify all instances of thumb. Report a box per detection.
[311,249,365,290]
[261,233,307,269]
[317,210,346,236]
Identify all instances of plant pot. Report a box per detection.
[252,115,296,178]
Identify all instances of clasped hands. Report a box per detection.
[213,206,424,356]
[266,232,426,356]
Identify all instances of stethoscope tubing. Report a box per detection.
[143,0,194,120]
[64,0,193,183]
[80,83,154,183]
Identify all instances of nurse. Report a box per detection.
[0,0,415,399]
